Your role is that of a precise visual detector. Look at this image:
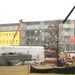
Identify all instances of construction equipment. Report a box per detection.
[45,6,75,66]
[11,19,23,45]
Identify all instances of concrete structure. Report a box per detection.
[0,20,75,51]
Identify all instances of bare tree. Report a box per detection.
[45,20,62,51]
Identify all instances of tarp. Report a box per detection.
[30,66,75,74]
[70,36,75,44]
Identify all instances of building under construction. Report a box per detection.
[0,20,75,52]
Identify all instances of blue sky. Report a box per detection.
[0,0,75,24]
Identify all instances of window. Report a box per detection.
[26,30,40,36]
[41,38,46,44]
[26,31,31,36]
[31,38,39,45]
[45,50,56,57]
[26,38,31,44]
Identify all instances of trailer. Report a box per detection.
[0,46,44,66]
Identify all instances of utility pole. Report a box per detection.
[28,51,29,75]
[56,25,59,66]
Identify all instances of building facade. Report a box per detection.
[0,20,75,51]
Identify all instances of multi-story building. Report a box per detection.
[0,20,75,52]
[59,20,75,51]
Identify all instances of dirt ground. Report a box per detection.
[0,65,74,75]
